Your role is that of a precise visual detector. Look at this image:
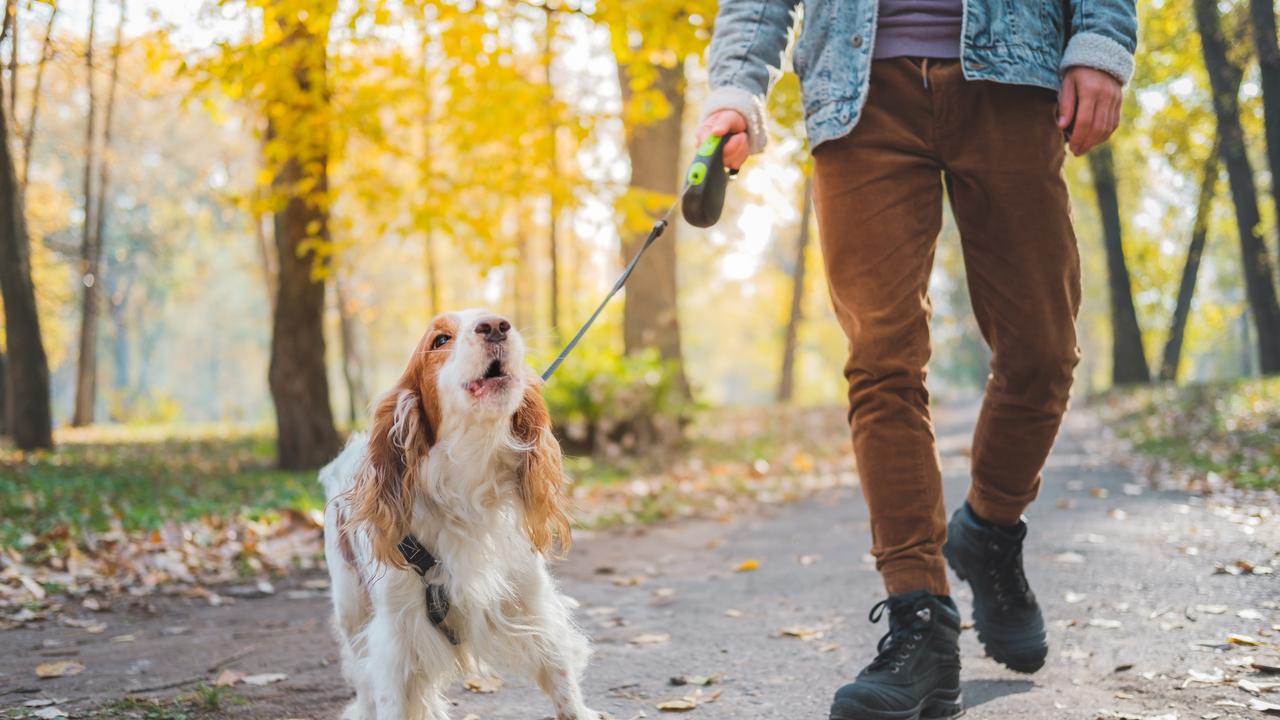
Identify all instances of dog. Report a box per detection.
[320,309,599,720]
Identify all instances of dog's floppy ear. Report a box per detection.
[512,381,572,556]
[346,385,433,569]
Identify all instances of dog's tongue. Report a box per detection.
[467,378,495,397]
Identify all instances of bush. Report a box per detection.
[539,344,692,461]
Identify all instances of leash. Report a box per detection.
[541,132,738,382]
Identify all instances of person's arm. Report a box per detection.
[699,0,803,163]
[1057,0,1138,156]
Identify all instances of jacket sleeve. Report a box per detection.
[702,0,804,154]
[1061,0,1139,85]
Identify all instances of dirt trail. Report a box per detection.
[4,402,1278,719]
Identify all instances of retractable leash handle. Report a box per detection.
[681,132,740,228]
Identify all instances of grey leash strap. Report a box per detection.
[541,193,684,382]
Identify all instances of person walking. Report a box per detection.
[698,2,1137,718]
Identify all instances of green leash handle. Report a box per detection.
[681,132,739,228]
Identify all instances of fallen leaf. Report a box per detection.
[656,699,698,712]
[242,673,287,686]
[1253,657,1280,674]
[1184,668,1225,686]
[111,634,136,643]
[1195,604,1228,615]
[214,669,245,687]
[1055,552,1086,564]
[464,676,503,693]
[1228,634,1263,647]
[798,555,820,566]
[724,609,743,618]
[1088,618,1122,630]
[1089,487,1109,498]
[33,708,67,719]
[35,661,83,679]
[612,575,648,587]
[1250,698,1280,715]
[630,633,671,646]
[777,626,824,640]
[1064,591,1087,604]
[1238,609,1264,620]
[734,559,760,573]
[670,674,719,686]
[1240,678,1280,695]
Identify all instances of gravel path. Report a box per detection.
[4,402,1278,719]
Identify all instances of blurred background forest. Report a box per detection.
[1,0,1279,553]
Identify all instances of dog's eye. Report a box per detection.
[431,334,452,350]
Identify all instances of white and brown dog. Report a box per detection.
[320,309,598,720]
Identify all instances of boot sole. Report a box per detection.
[943,545,1047,674]
[829,687,964,720]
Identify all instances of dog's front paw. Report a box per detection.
[558,710,606,720]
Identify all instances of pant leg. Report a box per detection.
[930,62,1082,526]
[813,58,949,596]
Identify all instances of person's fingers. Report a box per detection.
[1070,94,1096,155]
[1058,74,1077,130]
[724,134,749,170]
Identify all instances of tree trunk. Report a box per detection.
[544,7,560,335]
[0,71,53,450]
[71,0,100,427]
[1196,0,1280,374]
[265,4,341,470]
[336,275,367,426]
[20,3,57,189]
[0,351,7,436]
[253,208,278,314]
[1088,144,1150,385]
[777,174,813,403]
[1159,144,1219,382]
[5,0,16,121]
[1251,0,1280,274]
[617,62,689,396]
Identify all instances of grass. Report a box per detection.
[91,685,247,719]
[0,424,320,549]
[1097,377,1280,490]
[0,405,854,554]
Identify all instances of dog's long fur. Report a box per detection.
[320,309,597,720]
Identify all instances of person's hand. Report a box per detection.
[696,110,750,170]
[1057,66,1124,156]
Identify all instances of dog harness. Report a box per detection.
[397,535,460,645]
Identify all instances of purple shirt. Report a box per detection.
[874,0,964,60]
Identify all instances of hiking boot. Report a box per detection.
[942,502,1047,673]
[829,591,963,720]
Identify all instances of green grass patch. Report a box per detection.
[1097,377,1280,490]
[0,424,321,548]
[92,685,247,719]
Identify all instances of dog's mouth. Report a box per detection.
[466,359,510,398]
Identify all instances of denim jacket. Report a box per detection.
[704,0,1138,152]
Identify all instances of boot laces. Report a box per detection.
[986,535,1032,611]
[866,600,932,674]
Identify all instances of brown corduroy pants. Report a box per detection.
[812,58,1082,596]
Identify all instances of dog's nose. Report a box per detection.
[475,316,511,344]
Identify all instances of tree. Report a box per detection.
[1195,0,1280,374]
[1250,0,1280,272]
[21,2,58,189]
[0,70,53,450]
[1160,144,1219,382]
[72,0,125,426]
[777,175,812,403]
[615,61,690,396]
[72,0,101,426]
[1089,144,1150,385]
[265,0,341,469]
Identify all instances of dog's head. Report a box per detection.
[345,310,571,567]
